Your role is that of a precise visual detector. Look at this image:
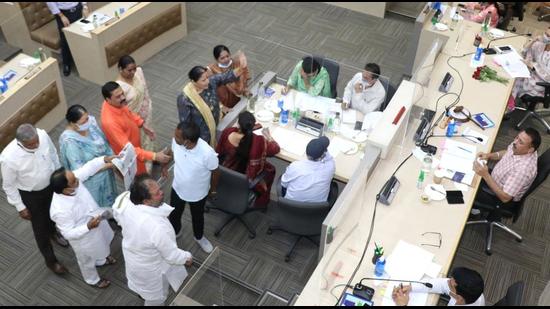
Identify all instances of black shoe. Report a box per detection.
[52,232,69,247]
[63,65,71,76]
[47,262,68,275]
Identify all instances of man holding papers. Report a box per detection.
[392,267,485,306]
[472,128,540,207]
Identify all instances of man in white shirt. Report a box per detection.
[113,174,193,306]
[46,2,89,76]
[165,121,219,253]
[50,155,117,288]
[0,124,69,275]
[281,136,336,203]
[342,63,387,115]
[392,267,485,306]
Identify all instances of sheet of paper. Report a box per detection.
[425,262,442,279]
[442,139,476,161]
[327,136,356,158]
[294,91,334,115]
[494,51,531,78]
[462,127,488,145]
[385,240,435,282]
[342,109,356,124]
[271,127,313,156]
[112,142,137,190]
[381,282,430,306]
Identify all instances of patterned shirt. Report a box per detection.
[177,70,238,144]
[287,60,332,98]
[491,144,538,201]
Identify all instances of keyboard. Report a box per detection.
[295,117,324,137]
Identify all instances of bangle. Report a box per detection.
[153,152,156,161]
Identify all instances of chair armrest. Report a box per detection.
[249,171,266,189]
[535,82,550,88]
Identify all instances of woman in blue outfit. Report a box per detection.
[59,104,117,209]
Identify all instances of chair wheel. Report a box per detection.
[248,233,256,239]
[214,231,220,238]
[547,129,550,134]
[204,207,210,213]
[486,249,492,256]
[516,238,523,243]
[514,125,521,131]
[284,256,291,262]
[267,229,272,235]
[539,16,544,21]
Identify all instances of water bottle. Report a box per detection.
[0,78,7,94]
[446,119,456,137]
[38,47,47,62]
[482,11,492,35]
[417,170,425,189]
[374,257,386,277]
[422,154,433,174]
[332,112,341,133]
[92,14,98,29]
[451,12,459,31]
[277,98,284,109]
[280,109,289,125]
[257,81,265,99]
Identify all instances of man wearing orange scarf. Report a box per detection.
[100,81,170,175]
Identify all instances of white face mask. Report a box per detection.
[543,34,550,44]
[77,118,91,132]
[17,142,38,153]
[218,59,233,69]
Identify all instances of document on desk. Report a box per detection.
[294,91,335,115]
[494,52,531,78]
[327,136,356,158]
[342,109,356,124]
[438,139,476,185]
[271,127,313,156]
[385,240,434,282]
[381,282,430,306]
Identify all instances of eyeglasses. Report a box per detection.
[421,232,442,248]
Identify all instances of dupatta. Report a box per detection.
[183,83,217,147]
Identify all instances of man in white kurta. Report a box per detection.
[113,174,193,306]
[50,156,115,287]
[342,63,387,115]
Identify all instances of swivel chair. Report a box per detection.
[267,175,338,262]
[516,82,550,134]
[303,55,340,98]
[467,148,550,255]
[494,281,525,306]
[378,77,397,112]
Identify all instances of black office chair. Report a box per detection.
[467,148,550,255]
[378,78,397,112]
[516,82,550,134]
[494,281,525,306]
[206,165,265,239]
[267,175,338,262]
[304,55,340,98]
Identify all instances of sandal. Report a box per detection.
[93,278,111,289]
[104,256,117,265]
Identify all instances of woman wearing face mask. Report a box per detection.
[177,60,247,147]
[59,105,117,209]
[116,55,155,173]
[508,27,550,113]
[207,45,251,109]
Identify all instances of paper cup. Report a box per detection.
[433,169,445,184]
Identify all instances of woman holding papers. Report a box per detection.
[59,105,117,209]
[116,55,155,173]
[509,27,550,112]
[217,111,280,209]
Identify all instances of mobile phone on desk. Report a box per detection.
[80,19,90,24]
[354,121,363,131]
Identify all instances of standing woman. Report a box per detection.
[177,53,248,147]
[116,55,155,173]
[207,45,251,109]
[59,105,117,209]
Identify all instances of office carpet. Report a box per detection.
[0,1,548,306]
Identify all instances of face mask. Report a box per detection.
[544,34,550,44]
[17,142,37,153]
[77,118,91,132]
[218,59,233,69]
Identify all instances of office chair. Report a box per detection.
[304,55,340,98]
[267,175,338,262]
[206,165,265,239]
[494,281,525,306]
[537,2,550,21]
[515,82,550,134]
[378,78,397,112]
[467,148,550,255]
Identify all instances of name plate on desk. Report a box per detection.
[295,117,324,137]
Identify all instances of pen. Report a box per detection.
[457,146,472,153]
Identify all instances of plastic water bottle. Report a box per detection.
[92,14,98,29]
[257,81,265,99]
[474,46,483,62]
[38,47,47,62]
[277,98,284,109]
[0,78,8,94]
[280,109,289,125]
[332,112,341,133]
[374,257,386,277]
[451,12,459,31]
[417,170,425,189]
[446,119,456,137]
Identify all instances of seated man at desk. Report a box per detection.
[281,136,335,203]
[342,63,387,115]
[282,56,331,98]
[472,128,540,210]
[392,267,485,306]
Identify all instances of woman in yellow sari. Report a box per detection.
[207,45,251,109]
[177,53,248,147]
[116,55,155,172]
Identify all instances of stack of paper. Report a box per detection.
[112,142,137,190]
[494,51,531,78]
[385,240,435,281]
[271,127,313,156]
[438,139,476,185]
